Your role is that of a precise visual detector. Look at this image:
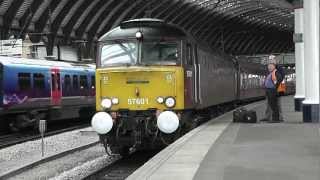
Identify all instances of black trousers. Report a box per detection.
[266,88,279,121]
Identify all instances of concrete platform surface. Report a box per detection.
[194,96,320,180]
[127,96,320,180]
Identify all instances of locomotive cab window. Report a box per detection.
[18,73,31,91]
[141,41,179,65]
[100,41,137,66]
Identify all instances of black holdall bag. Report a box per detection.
[233,108,257,123]
[233,108,247,123]
[243,110,257,123]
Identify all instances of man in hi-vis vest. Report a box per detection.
[264,63,283,123]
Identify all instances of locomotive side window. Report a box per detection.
[80,75,88,89]
[73,75,79,90]
[186,44,193,65]
[18,73,31,91]
[141,41,178,64]
[33,73,45,90]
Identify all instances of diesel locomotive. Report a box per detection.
[0,57,96,131]
[91,19,294,155]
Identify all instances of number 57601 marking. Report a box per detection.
[128,98,149,105]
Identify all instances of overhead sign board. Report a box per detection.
[0,39,23,57]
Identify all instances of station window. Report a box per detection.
[33,73,45,89]
[80,75,88,89]
[73,75,79,90]
[91,75,95,89]
[18,73,31,91]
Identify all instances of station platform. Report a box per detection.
[127,96,320,180]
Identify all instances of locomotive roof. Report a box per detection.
[99,18,186,41]
[0,56,95,70]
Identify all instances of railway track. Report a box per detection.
[0,123,89,149]
[83,150,159,180]
[0,143,157,180]
[0,141,101,180]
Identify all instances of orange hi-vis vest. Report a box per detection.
[271,69,286,93]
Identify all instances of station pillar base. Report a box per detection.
[294,98,304,112]
[302,104,319,123]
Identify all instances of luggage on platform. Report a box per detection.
[233,108,257,123]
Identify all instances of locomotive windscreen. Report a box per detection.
[100,41,137,67]
[100,40,179,67]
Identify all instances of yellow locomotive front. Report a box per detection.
[91,19,188,155]
[97,66,184,111]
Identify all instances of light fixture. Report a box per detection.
[135,31,143,39]
[165,97,176,108]
[101,98,112,109]
[111,97,119,105]
[156,97,164,104]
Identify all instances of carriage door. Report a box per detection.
[51,68,61,105]
[193,45,200,104]
[185,43,200,106]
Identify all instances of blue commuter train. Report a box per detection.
[0,56,96,131]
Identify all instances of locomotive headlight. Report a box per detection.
[135,31,143,39]
[165,97,176,108]
[91,112,113,134]
[111,97,119,105]
[101,98,112,109]
[156,96,164,104]
[157,111,179,134]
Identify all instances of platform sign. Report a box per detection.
[39,120,47,157]
[0,39,23,57]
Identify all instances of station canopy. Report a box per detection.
[0,0,294,55]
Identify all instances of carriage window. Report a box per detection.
[18,73,31,90]
[51,73,61,90]
[141,41,178,64]
[73,75,79,89]
[64,75,71,90]
[100,41,137,66]
[51,74,56,90]
[80,75,88,89]
[57,73,61,90]
[91,75,95,89]
[33,73,45,89]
